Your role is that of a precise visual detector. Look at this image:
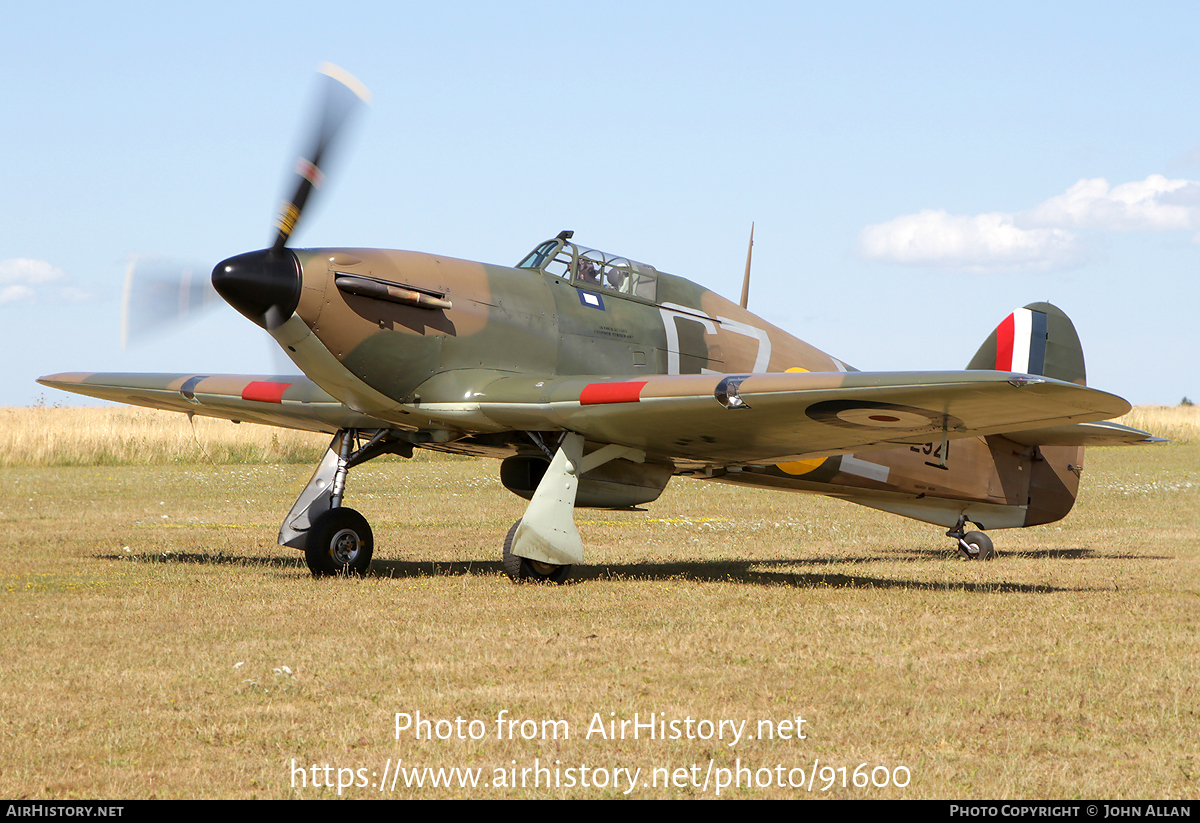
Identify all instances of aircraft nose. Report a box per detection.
[211,248,302,330]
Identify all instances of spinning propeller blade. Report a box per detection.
[271,62,372,253]
[212,64,371,330]
[120,258,221,349]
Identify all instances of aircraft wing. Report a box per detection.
[40,368,1147,463]
[466,370,1138,465]
[36,372,392,433]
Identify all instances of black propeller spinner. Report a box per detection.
[211,63,372,330]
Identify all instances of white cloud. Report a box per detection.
[0,285,36,304]
[859,174,1200,271]
[0,258,90,304]
[857,209,1082,271]
[0,258,65,286]
[1022,175,1200,231]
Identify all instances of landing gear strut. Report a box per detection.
[947,516,995,560]
[502,431,645,584]
[279,428,411,576]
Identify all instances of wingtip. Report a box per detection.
[37,373,86,387]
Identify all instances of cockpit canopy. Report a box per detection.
[516,234,658,302]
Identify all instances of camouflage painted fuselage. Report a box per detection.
[273,239,1083,531]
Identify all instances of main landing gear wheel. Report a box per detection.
[305,507,374,577]
[960,530,995,561]
[502,519,571,584]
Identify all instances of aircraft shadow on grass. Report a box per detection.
[91,549,1165,594]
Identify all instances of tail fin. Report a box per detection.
[967,302,1086,386]
[971,303,1090,527]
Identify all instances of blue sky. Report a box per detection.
[5,1,1198,408]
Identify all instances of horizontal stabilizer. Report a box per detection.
[1002,419,1166,447]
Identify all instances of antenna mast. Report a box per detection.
[739,222,755,309]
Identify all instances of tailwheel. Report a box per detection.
[947,517,995,561]
[959,530,995,561]
[502,519,571,584]
[305,507,374,577]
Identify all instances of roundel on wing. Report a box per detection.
[805,400,961,432]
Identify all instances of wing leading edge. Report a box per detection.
[36,372,392,433]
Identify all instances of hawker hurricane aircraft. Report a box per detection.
[39,66,1157,582]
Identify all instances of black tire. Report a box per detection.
[502,519,571,584]
[962,530,994,561]
[305,507,374,577]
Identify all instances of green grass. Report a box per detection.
[0,444,1196,798]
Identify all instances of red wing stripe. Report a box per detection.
[994,313,1015,371]
[579,381,648,405]
[241,381,292,404]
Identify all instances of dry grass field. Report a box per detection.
[1,406,1197,798]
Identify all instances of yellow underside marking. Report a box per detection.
[777,457,826,476]
[776,367,818,473]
